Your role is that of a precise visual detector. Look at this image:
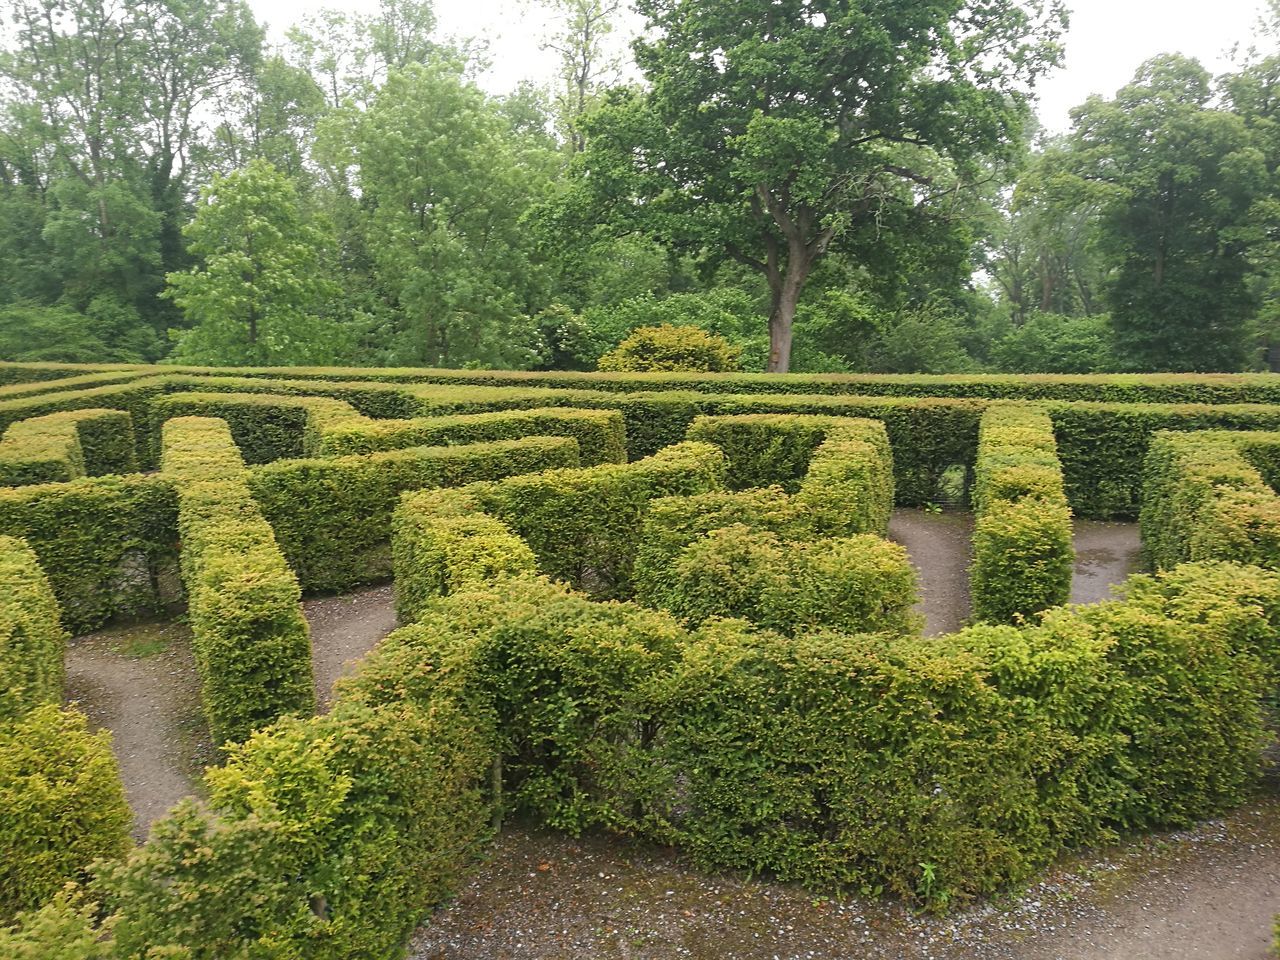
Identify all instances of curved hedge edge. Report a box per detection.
[392,487,538,624]
[1140,429,1280,571]
[970,404,1074,624]
[0,409,136,487]
[161,416,314,746]
[0,536,65,724]
[248,435,580,594]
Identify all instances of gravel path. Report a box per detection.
[409,793,1280,960]
[65,621,213,838]
[890,509,1144,636]
[65,584,400,834]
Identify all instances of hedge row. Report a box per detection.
[0,537,65,723]
[345,560,1280,906]
[161,416,314,746]
[0,409,136,486]
[395,441,727,601]
[970,405,1074,624]
[251,436,580,592]
[11,361,1280,405]
[0,474,178,633]
[0,541,131,924]
[1140,430,1280,571]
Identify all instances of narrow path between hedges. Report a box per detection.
[408,791,1280,960]
[889,509,1143,636]
[66,583,400,837]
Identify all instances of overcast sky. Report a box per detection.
[249,0,1275,133]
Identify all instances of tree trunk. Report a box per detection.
[766,243,811,373]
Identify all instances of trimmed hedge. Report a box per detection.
[0,409,135,486]
[149,392,361,464]
[0,537,65,723]
[1141,430,1280,570]
[970,405,1074,624]
[641,524,919,635]
[162,416,314,745]
[313,406,627,466]
[0,705,132,922]
[0,475,178,633]
[391,488,537,623]
[394,441,726,600]
[342,560,1280,905]
[250,436,578,592]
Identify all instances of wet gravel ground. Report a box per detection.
[410,792,1280,960]
[303,583,398,710]
[65,621,213,837]
[890,509,1144,636]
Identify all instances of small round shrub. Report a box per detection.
[596,324,741,373]
[0,706,131,921]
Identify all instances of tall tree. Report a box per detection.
[541,0,623,151]
[1069,55,1270,370]
[561,0,1065,371]
[165,159,344,365]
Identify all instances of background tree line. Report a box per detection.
[0,0,1276,373]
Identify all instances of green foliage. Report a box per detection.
[0,706,131,922]
[0,474,178,633]
[0,537,65,723]
[162,416,314,745]
[646,525,919,635]
[399,441,727,599]
[166,159,347,366]
[0,409,136,486]
[990,313,1118,374]
[392,490,537,623]
[971,405,1074,623]
[0,893,108,960]
[252,437,579,592]
[597,324,742,373]
[1140,430,1280,570]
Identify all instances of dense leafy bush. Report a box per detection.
[643,525,919,635]
[990,313,1118,374]
[251,436,579,592]
[971,405,1074,623]
[396,441,726,599]
[393,488,538,623]
[0,706,131,922]
[597,324,742,373]
[162,416,314,745]
[1141,430,1280,570]
[0,409,135,485]
[0,537,65,723]
[0,474,178,633]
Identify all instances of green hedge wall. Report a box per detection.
[12,361,1280,405]
[341,560,1280,905]
[395,441,726,600]
[0,705,131,923]
[250,436,579,593]
[0,537,65,723]
[970,405,1074,624]
[0,474,178,633]
[162,416,314,746]
[314,406,627,466]
[391,488,537,624]
[640,524,919,635]
[1141,430,1280,571]
[0,409,135,486]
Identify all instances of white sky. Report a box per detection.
[249,0,1275,133]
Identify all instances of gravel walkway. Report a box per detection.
[409,793,1280,960]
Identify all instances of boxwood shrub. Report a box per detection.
[971,405,1074,624]
[0,537,65,723]
[250,436,578,592]
[395,441,727,599]
[0,705,131,922]
[162,416,314,745]
[0,409,136,486]
[391,487,537,623]
[642,524,919,635]
[1141,430,1280,571]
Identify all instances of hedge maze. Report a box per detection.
[2,362,1280,954]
